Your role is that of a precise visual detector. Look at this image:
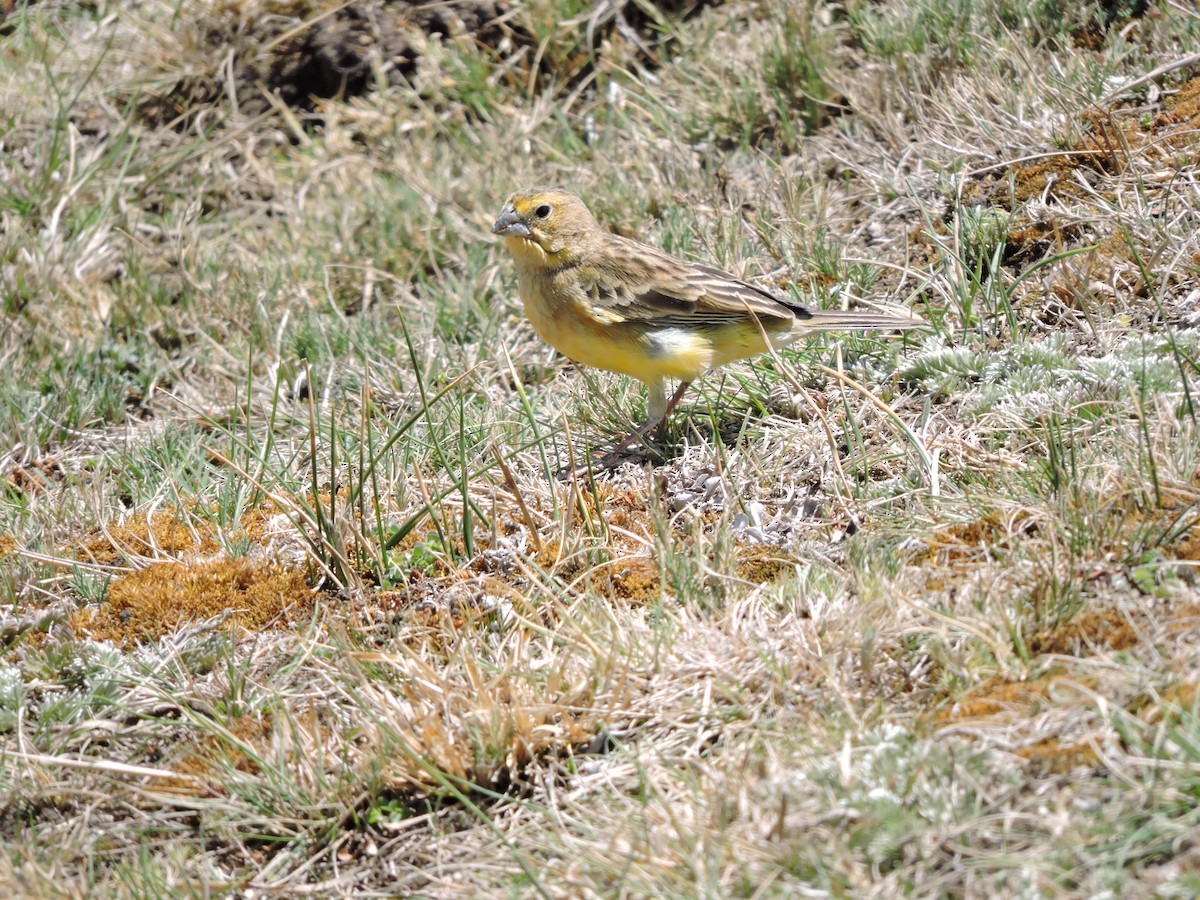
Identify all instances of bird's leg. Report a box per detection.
[595,380,691,463]
[656,379,692,429]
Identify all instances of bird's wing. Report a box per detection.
[577,243,796,331]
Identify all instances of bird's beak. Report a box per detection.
[492,205,532,238]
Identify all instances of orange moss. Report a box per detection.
[162,713,276,797]
[933,674,1104,753]
[1146,76,1200,155]
[935,675,1103,772]
[917,513,1038,570]
[937,674,1067,722]
[73,557,311,648]
[591,557,661,603]
[0,535,15,556]
[77,509,218,565]
[533,539,572,574]
[597,486,654,534]
[1016,736,1101,774]
[4,457,65,495]
[1001,116,1134,205]
[1166,526,1200,562]
[737,552,797,583]
[237,506,277,543]
[1090,230,1138,263]
[1027,607,1140,657]
[1006,156,1099,205]
[965,115,1129,208]
[939,673,1109,722]
[1132,680,1199,725]
[1168,604,1200,635]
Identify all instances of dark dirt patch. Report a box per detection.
[1001,219,1085,269]
[137,0,727,131]
[967,76,1200,212]
[1070,0,1154,50]
[139,0,508,129]
[260,1,506,112]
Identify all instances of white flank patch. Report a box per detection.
[650,327,704,359]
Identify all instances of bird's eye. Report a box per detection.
[534,204,551,219]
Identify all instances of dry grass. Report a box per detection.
[3,0,1200,895]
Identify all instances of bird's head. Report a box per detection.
[492,188,598,270]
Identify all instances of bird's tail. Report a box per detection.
[794,305,926,336]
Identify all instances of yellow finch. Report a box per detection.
[493,187,923,449]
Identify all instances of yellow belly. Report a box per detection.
[520,281,716,384]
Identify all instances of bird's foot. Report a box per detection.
[553,382,690,480]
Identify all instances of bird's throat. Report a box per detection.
[505,235,574,273]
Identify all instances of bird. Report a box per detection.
[492,187,924,458]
